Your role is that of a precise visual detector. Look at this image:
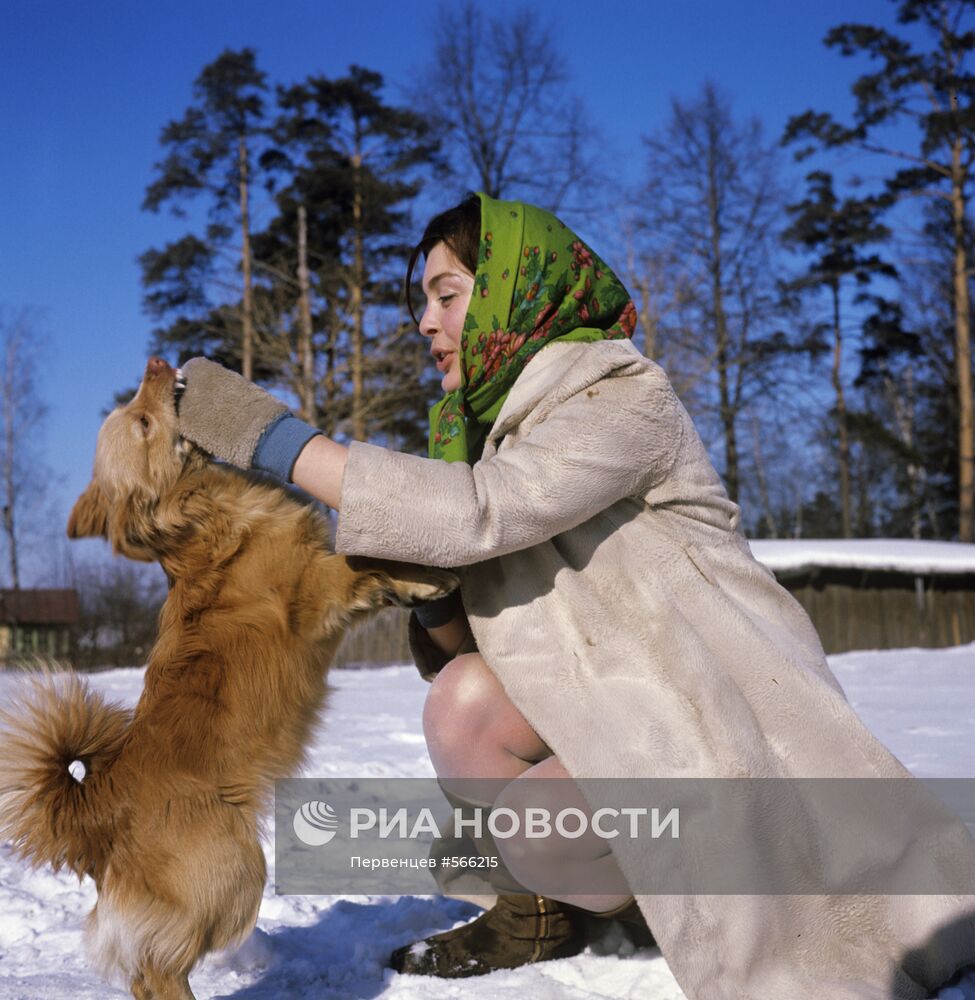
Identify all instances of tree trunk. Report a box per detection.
[2,334,20,590]
[950,136,974,541]
[624,234,659,360]
[296,205,316,424]
[351,146,366,442]
[751,413,777,537]
[1,504,17,590]
[323,295,337,440]
[831,280,852,537]
[707,141,738,502]
[885,367,923,540]
[238,135,254,381]
[855,449,871,537]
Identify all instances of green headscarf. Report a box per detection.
[428,193,637,464]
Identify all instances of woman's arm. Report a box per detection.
[332,370,683,568]
[294,434,477,659]
[292,435,348,511]
[176,355,682,569]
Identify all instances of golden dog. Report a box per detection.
[0,357,455,999]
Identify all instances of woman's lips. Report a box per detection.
[436,351,455,373]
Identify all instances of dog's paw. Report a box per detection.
[392,569,460,608]
[345,558,459,610]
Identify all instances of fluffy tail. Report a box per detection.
[0,672,131,878]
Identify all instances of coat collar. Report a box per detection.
[486,339,647,446]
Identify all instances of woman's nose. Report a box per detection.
[418,307,436,338]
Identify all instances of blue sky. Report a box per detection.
[1,0,905,581]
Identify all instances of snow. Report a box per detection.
[1,650,974,999]
[750,538,975,575]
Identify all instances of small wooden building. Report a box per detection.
[750,540,975,655]
[0,588,80,665]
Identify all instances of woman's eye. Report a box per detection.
[439,295,455,306]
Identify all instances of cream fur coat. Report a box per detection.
[336,339,975,999]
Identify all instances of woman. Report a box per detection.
[177,193,975,998]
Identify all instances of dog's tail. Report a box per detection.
[0,672,131,878]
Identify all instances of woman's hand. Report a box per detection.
[177,358,321,481]
[415,589,473,658]
[423,613,473,659]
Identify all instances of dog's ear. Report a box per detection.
[67,481,110,540]
[345,557,459,611]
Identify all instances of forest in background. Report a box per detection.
[1,0,974,665]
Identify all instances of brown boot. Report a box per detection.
[388,893,589,977]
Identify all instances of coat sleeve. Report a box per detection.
[334,371,684,568]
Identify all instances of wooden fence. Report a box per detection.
[333,607,412,667]
[331,569,975,666]
[777,569,975,655]
[19,568,972,672]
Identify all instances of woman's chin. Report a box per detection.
[441,372,461,393]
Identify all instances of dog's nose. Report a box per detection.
[146,357,173,377]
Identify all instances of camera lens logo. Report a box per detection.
[293,801,339,846]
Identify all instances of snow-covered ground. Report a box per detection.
[1,646,974,1000]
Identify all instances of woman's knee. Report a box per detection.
[423,653,500,745]
[423,652,549,777]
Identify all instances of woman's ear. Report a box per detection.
[67,480,110,539]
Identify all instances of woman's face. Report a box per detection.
[419,242,475,393]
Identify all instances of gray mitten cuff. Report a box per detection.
[178,357,288,469]
[252,413,321,482]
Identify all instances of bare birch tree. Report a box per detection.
[416,0,601,213]
[0,308,48,589]
[635,83,795,504]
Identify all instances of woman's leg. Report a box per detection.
[423,652,551,784]
[423,653,630,912]
[493,755,632,913]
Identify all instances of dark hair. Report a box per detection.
[405,193,481,326]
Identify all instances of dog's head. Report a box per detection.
[68,357,197,560]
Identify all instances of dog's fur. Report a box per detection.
[0,358,455,999]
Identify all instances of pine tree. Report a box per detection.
[856,298,934,536]
[857,198,974,536]
[784,0,975,539]
[259,66,440,448]
[142,48,270,379]
[782,171,895,536]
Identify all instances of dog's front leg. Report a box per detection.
[132,966,196,1000]
[343,556,459,609]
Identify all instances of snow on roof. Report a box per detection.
[748,539,975,576]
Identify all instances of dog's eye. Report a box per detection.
[140,415,150,435]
